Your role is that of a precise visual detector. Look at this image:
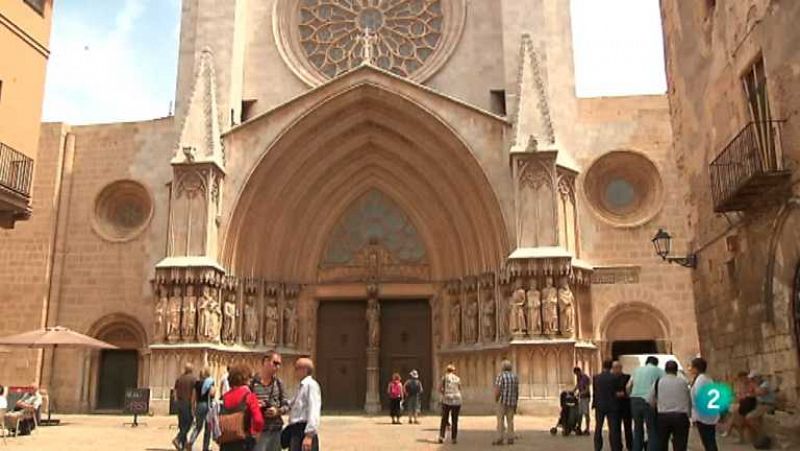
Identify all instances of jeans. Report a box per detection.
[656,413,689,451]
[594,410,622,451]
[496,404,516,441]
[289,433,319,451]
[254,429,282,451]
[439,404,461,441]
[631,397,657,451]
[188,401,211,451]
[695,422,718,451]
[174,400,193,447]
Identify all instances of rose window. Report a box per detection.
[298,0,445,79]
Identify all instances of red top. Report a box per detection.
[222,385,264,436]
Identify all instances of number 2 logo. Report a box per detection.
[706,388,721,410]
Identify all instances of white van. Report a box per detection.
[618,354,688,381]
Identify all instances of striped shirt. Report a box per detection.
[495,371,520,407]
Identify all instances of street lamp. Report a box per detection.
[651,228,697,268]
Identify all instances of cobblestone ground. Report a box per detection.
[2,414,753,451]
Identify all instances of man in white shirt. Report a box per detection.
[689,357,718,451]
[288,357,321,451]
[648,361,691,451]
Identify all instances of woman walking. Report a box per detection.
[219,364,264,451]
[188,367,216,451]
[387,373,404,424]
[404,370,423,424]
[438,364,462,444]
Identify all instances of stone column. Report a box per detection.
[364,284,381,414]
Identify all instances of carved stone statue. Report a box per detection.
[542,277,559,334]
[366,298,380,348]
[222,292,238,344]
[284,303,298,347]
[197,285,211,341]
[207,287,222,342]
[264,301,279,345]
[527,282,542,335]
[465,296,478,343]
[167,286,182,342]
[481,297,496,341]
[509,287,527,336]
[360,28,378,65]
[243,295,258,345]
[450,300,461,344]
[558,277,575,336]
[154,286,167,341]
[181,285,197,340]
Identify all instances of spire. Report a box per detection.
[173,47,224,168]
[511,34,555,153]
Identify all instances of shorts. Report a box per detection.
[745,404,773,420]
[738,396,756,416]
[579,398,590,415]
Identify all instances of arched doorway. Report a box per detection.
[600,303,671,360]
[88,315,147,411]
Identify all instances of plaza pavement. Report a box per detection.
[3,414,753,451]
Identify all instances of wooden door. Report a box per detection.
[97,350,138,410]
[317,301,367,411]
[379,300,432,411]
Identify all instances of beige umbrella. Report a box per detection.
[0,326,117,349]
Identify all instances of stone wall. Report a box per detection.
[661,0,800,408]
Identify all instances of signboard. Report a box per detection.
[124,388,150,416]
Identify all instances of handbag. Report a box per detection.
[217,393,250,444]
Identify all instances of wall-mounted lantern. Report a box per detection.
[651,228,697,269]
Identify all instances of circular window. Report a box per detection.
[583,151,663,227]
[92,180,153,242]
[274,0,466,86]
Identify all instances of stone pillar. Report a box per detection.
[364,284,381,414]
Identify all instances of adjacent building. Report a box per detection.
[660,0,800,415]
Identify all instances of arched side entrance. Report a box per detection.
[599,302,671,360]
[86,314,148,411]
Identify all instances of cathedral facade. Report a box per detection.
[0,0,699,414]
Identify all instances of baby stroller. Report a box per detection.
[549,391,582,436]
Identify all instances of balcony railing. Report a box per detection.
[710,120,791,212]
[0,142,34,198]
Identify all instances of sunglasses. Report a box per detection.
[272,361,282,367]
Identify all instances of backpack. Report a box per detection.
[406,379,421,396]
[217,390,252,444]
[389,382,403,399]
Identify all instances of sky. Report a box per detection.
[41,0,667,125]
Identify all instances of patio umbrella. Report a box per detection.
[0,326,117,349]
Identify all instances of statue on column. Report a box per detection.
[465,296,478,343]
[222,292,238,344]
[449,300,461,344]
[264,300,279,345]
[366,298,380,348]
[243,294,258,345]
[527,281,542,336]
[197,286,211,341]
[181,285,197,341]
[509,286,527,336]
[167,286,182,342]
[541,277,559,334]
[360,27,378,65]
[558,277,575,337]
[210,290,222,342]
[481,297,496,342]
[284,302,298,347]
[154,286,167,341]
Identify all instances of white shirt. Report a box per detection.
[691,374,719,425]
[289,375,322,436]
[649,374,690,415]
[0,395,7,410]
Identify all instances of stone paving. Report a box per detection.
[2,414,754,451]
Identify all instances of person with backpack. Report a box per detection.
[404,370,423,424]
[218,364,264,451]
[252,351,288,451]
[387,373,404,424]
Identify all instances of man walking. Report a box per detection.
[612,361,633,451]
[628,356,663,451]
[689,357,718,451]
[172,363,197,451]
[593,360,622,451]
[492,360,519,446]
[574,366,592,435]
[253,351,289,451]
[649,360,691,451]
[287,357,321,451]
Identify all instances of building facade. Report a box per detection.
[660,0,800,419]
[0,0,53,228]
[1,0,699,414]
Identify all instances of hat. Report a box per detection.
[748,370,760,379]
[409,370,419,378]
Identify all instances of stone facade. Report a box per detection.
[660,0,800,420]
[1,0,698,414]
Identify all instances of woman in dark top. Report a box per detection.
[188,367,216,451]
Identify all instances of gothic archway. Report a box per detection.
[599,302,671,359]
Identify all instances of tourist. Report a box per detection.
[689,357,718,451]
[187,367,216,451]
[387,373,404,424]
[492,360,519,446]
[612,361,633,451]
[438,363,462,444]
[722,371,753,441]
[403,370,423,424]
[573,366,592,435]
[172,363,197,451]
[649,360,691,451]
[743,371,776,444]
[628,356,663,451]
[286,357,321,451]
[253,351,288,451]
[13,384,42,436]
[220,364,264,451]
[593,360,622,451]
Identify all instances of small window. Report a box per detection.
[490,90,507,116]
[241,99,257,123]
[742,56,771,124]
[24,0,46,15]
